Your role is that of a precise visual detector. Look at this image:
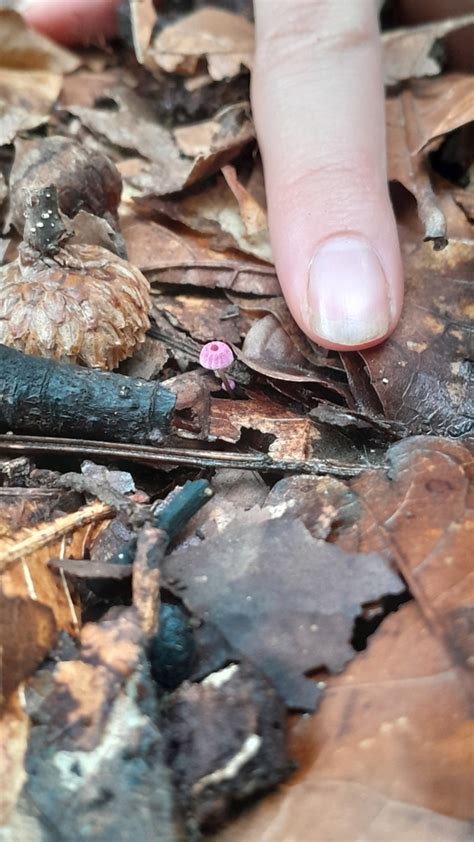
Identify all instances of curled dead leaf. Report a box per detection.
[382,14,474,85]
[147,7,254,81]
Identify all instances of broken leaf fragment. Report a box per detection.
[358,233,473,437]
[216,603,474,842]
[147,7,254,80]
[134,166,272,262]
[386,73,474,242]
[382,14,474,85]
[163,512,403,710]
[122,215,279,294]
[215,435,474,841]
[0,9,79,145]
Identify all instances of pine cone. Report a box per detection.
[0,243,151,370]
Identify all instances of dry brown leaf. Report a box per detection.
[216,437,474,840]
[128,0,157,64]
[382,14,474,85]
[0,499,113,703]
[388,74,474,158]
[0,693,28,825]
[0,595,57,703]
[163,512,403,710]
[230,293,339,369]
[134,169,272,262]
[237,314,352,400]
[208,392,320,461]
[155,292,252,345]
[121,216,280,294]
[216,604,474,842]
[68,86,182,169]
[347,436,474,695]
[115,101,254,196]
[358,233,473,436]
[0,9,79,74]
[0,10,79,146]
[0,69,62,146]
[386,74,474,241]
[173,101,254,158]
[147,7,254,80]
[119,335,169,380]
[222,164,268,238]
[59,67,125,109]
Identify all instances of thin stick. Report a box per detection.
[0,434,374,477]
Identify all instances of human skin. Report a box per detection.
[22,0,472,350]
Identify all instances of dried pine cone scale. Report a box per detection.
[0,241,151,370]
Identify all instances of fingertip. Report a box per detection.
[301,232,403,351]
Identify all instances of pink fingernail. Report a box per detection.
[307,236,390,347]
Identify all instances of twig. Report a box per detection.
[0,434,374,477]
[154,479,214,539]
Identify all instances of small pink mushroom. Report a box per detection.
[199,341,235,396]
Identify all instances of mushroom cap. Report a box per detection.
[0,243,151,370]
[199,340,234,370]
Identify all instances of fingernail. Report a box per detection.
[308,236,390,347]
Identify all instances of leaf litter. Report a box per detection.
[0,3,472,840]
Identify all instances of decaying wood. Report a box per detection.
[0,346,176,444]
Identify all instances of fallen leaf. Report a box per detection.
[127,0,157,64]
[230,293,337,369]
[0,9,79,146]
[147,7,254,81]
[67,86,182,172]
[222,163,268,242]
[382,14,474,85]
[174,468,269,546]
[347,436,474,694]
[156,292,252,345]
[0,693,28,824]
[0,9,79,74]
[134,167,272,262]
[388,74,474,158]
[214,437,474,840]
[119,335,169,379]
[0,595,56,703]
[0,69,62,146]
[267,435,474,676]
[0,499,113,702]
[59,67,125,109]
[163,512,403,710]
[387,74,474,241]
[121,216,279,294]
[215,603,474,842]
[236,313,352,401]
[173,101,254,158]
[208,391,318,461]
[357,233,473,436]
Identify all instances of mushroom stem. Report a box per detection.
[217,369,235,397]
[23,185,70,256]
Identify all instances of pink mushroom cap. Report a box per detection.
[199,341,234,371]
